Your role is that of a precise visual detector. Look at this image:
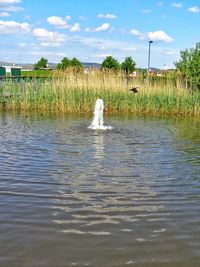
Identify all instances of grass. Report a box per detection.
[0,68,200,116]
[21,70,53,77]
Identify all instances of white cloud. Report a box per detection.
[130,29,140,36]
[47,16,80,32]
[0,20,30,33]
[86,23,110,33]
[148,30,173,42]
[97,13,117,19]
[0,11,10,16]
[130,29,144,40]
[172,2,183,8]
[85,27,90,32]
[0,0,21,4]
[40,42,61,47]
[47,16,68,28]
[188,6,200,13]
[94,23,110,32]
[17,42,27,47]
[31,51,66,57]
[17,42,35,48]
[0,0,23,13]
[72,36,138,54]
[65,15,71,20]
[39,42,60,47]
[0,5,23,12]
[70,22,80,32]
[130,28,173,43]
[32,27,65,47]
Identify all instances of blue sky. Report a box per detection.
[0,0,200,68]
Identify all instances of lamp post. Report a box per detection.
[147,40,153,73]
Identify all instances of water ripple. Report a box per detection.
[0,113,200,267]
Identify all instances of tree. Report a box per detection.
[121,56,136,74]
[175,42,200,90]
[70,57,82,68]
[57,57,70,69]
[34,57,48,70]
[101,56,120,71]
[57,57,83,69]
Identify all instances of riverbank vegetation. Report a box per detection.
[1,67,200,116]
[1,42,200,116]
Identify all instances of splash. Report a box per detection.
[88,99,112,130]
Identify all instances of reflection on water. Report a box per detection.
[0,112,200,267]
[93,132,105,159]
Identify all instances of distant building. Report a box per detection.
[3,65,22,75]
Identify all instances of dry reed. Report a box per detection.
[0,68,200,116]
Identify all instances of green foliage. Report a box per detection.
[2,69,200,116]
[1,79,200,116]
[21,70,53,77]
[70,57,82,67]
[121,56,136,74]
[175,42,200,89]
[34,57,48,70]
[101,56,120,71]
[57,57,83,69]
[57,57,70,69]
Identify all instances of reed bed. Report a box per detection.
[0,68,200,116]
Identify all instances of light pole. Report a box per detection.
[147,40,153,73]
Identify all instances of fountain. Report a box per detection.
[89,99,112,130]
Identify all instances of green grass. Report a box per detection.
[0,69,200,116]
[21,70,53,77]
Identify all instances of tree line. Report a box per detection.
[34,41,200,89]
[34,56,136,74]
[174,42,200,90]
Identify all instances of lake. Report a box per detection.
[0,112,200,267]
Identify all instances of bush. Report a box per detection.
[101,56,120,71]
[34,57,48,70]
[175,42,200,90]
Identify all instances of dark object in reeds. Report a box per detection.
[129,87,138,93]
[3,92,13,98]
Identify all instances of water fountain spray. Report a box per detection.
[89,99,112,130]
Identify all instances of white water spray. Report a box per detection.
[89,99,112,130]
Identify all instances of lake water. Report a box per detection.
[0,112,200,267]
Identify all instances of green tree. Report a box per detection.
[57,57,70,69]
[70,57,82,67]
[175,42,200,89]
[121,56,136,74]
[34,57,48,70]
[57,57,82,69]
[101,56,120,71]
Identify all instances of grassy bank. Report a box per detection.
[0,69,200,116]
[21,70,53,77]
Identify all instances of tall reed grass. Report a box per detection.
[0,68,200,116]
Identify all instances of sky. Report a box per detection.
[0,0,200,69]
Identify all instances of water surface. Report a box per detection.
[0,112,200,267]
